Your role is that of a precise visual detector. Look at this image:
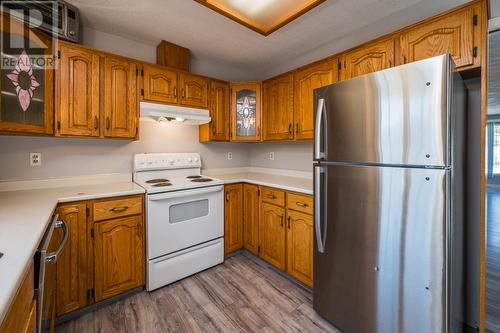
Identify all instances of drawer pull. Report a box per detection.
[110,206,129,212]
[267,194,277,199]
[296,201,309,208]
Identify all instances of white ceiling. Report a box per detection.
[68,0,471,80]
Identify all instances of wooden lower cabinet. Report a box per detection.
[56,202,89,316]
[224,184,244,254]
[243,184,260,255]
[259,202,286,270]
[0,262,35,333]
[286,209,313,287]
[55,195,145,317]
[94,215,144,301]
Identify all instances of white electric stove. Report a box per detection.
[133,153,224,291]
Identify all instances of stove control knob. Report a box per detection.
[193,156,199,162]
[168,158,174,165]
[187,157,193,163]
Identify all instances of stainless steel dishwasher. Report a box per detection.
[35,213,68,333]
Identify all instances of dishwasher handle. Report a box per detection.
[45,216,68,264]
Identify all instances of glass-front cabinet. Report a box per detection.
[230,82,261,142]
[0,12,54,134]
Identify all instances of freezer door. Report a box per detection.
[314,55,451,167]
[313,164,448,333]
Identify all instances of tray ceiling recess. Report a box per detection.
[194,0,326,36]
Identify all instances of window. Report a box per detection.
[487,121,500,177]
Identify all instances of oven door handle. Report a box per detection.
[45,216,69,264]
[149,185,223,201]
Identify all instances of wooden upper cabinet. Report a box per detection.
[231,82,262,142]
[211,80,230,141]
[102,56,138,138]
[56,202,89,316]
[179,72,208,108]
[263,73,294,141]
[243,184,260,256]
[56,42,100,137]
[286,209,313,287]
[224,184,244,254]
[400,6,476,69]
[260,202,286,270]
[142,64,178,104]
[0,13,54,135]
[94,215,144,302]
[294,58,338,140]
[342,39,395,80]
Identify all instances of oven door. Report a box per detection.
[147,185,224,259]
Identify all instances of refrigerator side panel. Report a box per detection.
[313,164,447,333]
[314,54,450,167]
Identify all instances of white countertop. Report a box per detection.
[0,181,144,324]
[204,168,313,195]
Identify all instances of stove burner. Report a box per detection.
[146,178,169,184]
[186,175,202,179]
[152,182,172,187]
[191,178,213,183]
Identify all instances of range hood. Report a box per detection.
[140,101,211,125]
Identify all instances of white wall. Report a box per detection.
[248,142,312,172]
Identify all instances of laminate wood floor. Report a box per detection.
[57,252,338,333]
[487,189,500,333]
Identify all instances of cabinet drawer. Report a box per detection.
[93,196,143,222]
[287,193,313,215]
[261,187,285,206]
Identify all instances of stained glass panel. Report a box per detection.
[1,32,45,126]
[236,88,256,137]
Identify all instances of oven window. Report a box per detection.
[169,199,209,223]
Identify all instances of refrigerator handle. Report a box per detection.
[314,98,326,160]
[314,166,327,253]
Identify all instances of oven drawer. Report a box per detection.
[287,192,313,215]
[93,195,143,222]
[261,187,285,206]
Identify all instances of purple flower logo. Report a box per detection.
[6,51,40,112]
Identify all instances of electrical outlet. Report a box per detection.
[30,152,41,166]
[227,152,233,160]
[269,152,275,161]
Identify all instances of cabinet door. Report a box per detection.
[94,215,144,302]
[294,58,338,140]
[56,42,100,137]
[200,79,230,142]
[263,73,294,141]
[103,56,138,138]
[179,72,208,108]
[142,64,178,104]
[231,82,262,142]
[243,184,260,255]
[400,6,475,69]
[260,202,286,270]
[286,210,313,287]
[0,13,54,135]
[342,39,395,80]
[56,202,88,316]
[224,184,244,254]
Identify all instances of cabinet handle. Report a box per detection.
[403,55,407,64]
[94,116,99,130]
[106,117,110,130]
[226,192,230,202]
[267,194,277,199]
[281,215,284,228]
[212,125,216,135]
[389,59,392,67]
[110,206,129,212]
[181,88,185,99]
[296,123,299,134]
[296,201,309,208]
[288,123,292,135]
[287,216,291,229]
[173,87,178,98]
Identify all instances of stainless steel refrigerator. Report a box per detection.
[313,54,466,333]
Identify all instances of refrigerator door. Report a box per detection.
[313,164,448,333]
[314,55,451,167]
